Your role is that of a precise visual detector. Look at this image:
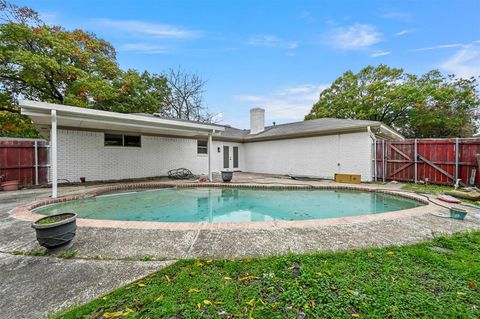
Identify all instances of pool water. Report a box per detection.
[34,187,424,223]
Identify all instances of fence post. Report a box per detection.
[455,138,459,184]
[382,140,385,182]
[374,141,377,181]
[34,140,39,185]
[414,139,418,184]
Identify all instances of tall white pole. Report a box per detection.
[208,132,213,182]
[51,109,58,198]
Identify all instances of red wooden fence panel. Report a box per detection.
[0,138,49,187]
[375,138,480,186]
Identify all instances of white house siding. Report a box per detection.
[243,132,373,181]
[57,129,209,182]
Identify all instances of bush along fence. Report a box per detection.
[0,138,49,187]
[374,138,480,186]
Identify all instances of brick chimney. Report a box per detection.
[250,107,265,134]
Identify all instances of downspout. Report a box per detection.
[208,130,214,182]
[367,126,377,182]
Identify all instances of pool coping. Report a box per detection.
[10,182,437,230]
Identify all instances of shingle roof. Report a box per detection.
[131,113,395,141]
[219,118,382,141]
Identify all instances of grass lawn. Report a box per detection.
[55,232,480,319]
[400,183,479,205]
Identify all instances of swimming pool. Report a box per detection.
[34,187,424,223]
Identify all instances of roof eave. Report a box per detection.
[19,100,224,133]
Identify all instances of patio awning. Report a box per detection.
[19,100,224,138]
[20,100,223,198]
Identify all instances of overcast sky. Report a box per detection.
[17,0,480,128]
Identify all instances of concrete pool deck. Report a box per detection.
[1,173,480,318]
[3,173,480,259]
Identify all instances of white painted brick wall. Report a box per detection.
[57,130,210,182]
[243,132,373,181]
[56,129,372,182]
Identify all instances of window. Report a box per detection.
[104,134,141,147]
[197,140,208,154]
[124,135,141,147]
[104,134,123,146]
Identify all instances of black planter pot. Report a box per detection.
[221,171,233,182]
[32,213,77,249]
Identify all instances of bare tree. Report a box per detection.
[0,0,42,25]
[161,68,215,123]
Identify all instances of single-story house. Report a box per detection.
[20,100,403,197]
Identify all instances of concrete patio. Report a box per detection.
[1,173,480,318]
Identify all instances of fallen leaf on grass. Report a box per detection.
[103,307,134,318]
[164,275,171,282]
[155,295,164,302]
[246,299,255,306]
[386,251,395,256]
[203,299,212,305]
[214,301,224,305]
[188,288,201,293]
[195,261,204,267]
[137,283,146,287]
[239,275,259,282]
[224,276,232,280]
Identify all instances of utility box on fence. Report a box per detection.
[334,173,361,184]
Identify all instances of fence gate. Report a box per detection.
[376,138,480,186]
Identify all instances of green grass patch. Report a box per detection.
[55,232,480,318]
[401,183,479,205]
[57,250,76,259]
[401,183,457,195]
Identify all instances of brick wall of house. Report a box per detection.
[57,129,210,182]
[56,129,372,182]
[243,132,373,181]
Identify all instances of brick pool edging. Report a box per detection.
[10,182,440,231]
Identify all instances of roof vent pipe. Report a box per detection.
[250,107,265,134]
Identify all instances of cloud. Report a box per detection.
[370,51,391,57]
[93,18,201,38]
[329,24,382,49]
[234,84,329,123]
[247,34,298,49]
[120,43,170,54]
[395,29,415,36]
[381,11,413,23]
[409,43,463,52]
[299,11,315,23]
[440,45,480,78]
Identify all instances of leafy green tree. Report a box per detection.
[0,1,170,137]
[305,65,479,138]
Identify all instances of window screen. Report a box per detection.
[197,140,208,154]
[104,134,141,147]
[104,134,123,146]
[124,135,141,147]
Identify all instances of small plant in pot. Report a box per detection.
[32,213,77,250]
[0,174,19,191]
[221,170,233,182]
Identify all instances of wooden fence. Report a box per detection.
[375,138,480,186]
[0,138,49,187]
